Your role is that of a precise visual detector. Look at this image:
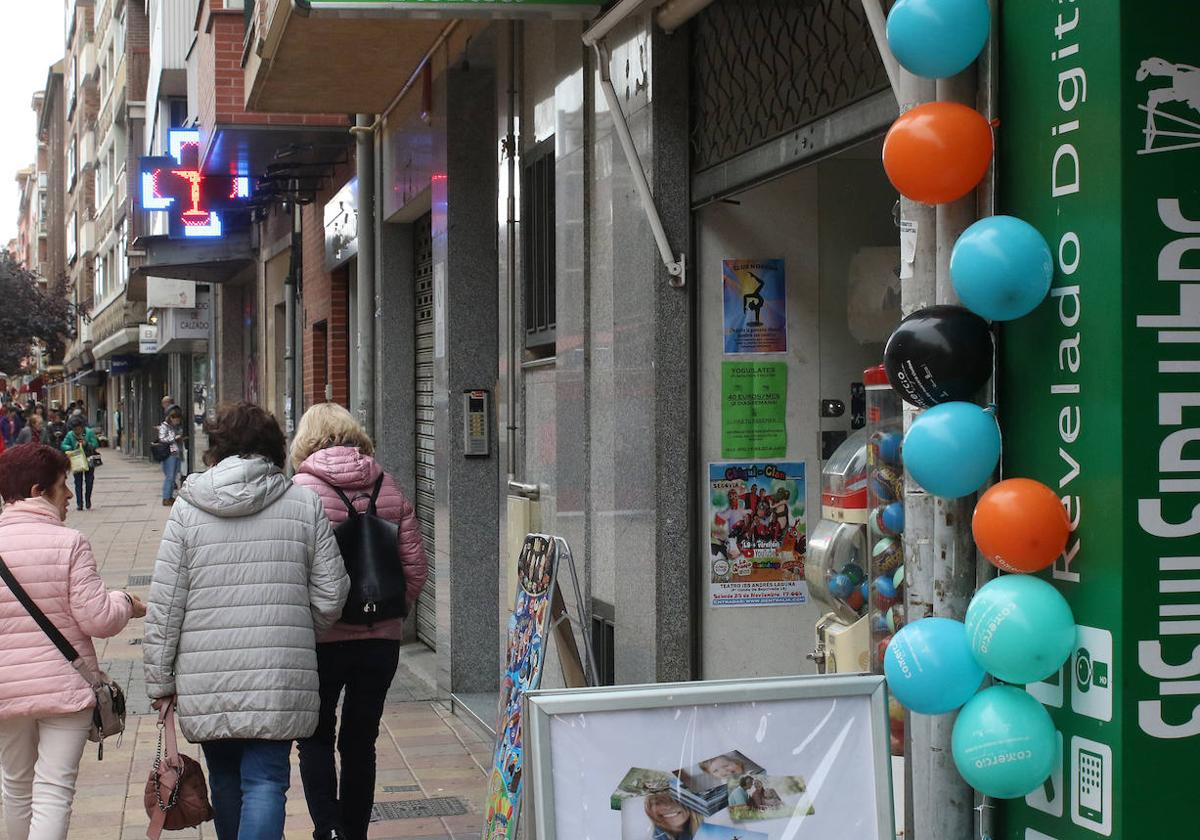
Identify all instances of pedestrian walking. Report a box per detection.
[60,416,100,512]
[142,402,349,840]
[44,411,68,450]
[290,403,428,840]
[0,407,12,447]
[156,406,185,506]
[0,444,146,840]
[15,415,42,446]
[160,395,173,418]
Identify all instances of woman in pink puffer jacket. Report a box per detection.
[0,444,145,840]
[289,403,428,840]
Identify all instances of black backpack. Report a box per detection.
[330,475,409,624]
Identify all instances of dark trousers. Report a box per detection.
[73,470,94,509]
[297,639,400,840]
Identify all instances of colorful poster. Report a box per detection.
[721,361,787,459]
[484,535,558,840]
[708,463,807,607]
[723,258,787,354]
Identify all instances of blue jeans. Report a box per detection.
[200,739,291,840]
[162,455,180,500]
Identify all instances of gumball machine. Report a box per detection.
[863,364,906,754]
[806,428,873,674]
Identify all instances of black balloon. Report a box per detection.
[884,305,994,408]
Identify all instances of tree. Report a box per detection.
[0,252,77,374]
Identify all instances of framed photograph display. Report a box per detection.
[525,674,893,840]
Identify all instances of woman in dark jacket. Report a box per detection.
[289,402,428,840]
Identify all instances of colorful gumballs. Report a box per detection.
[874,574,898,600]
[842,562,867,588]
[828,573,854,600]
[847,588,866,612]
[871,465,904,502]
[893,564,906,590]
[872,610,890,634]
[878,431,903,465]
[882,502,905,535]
[877,632,894,664]
[874,536,903,573]
[860,580,871,602]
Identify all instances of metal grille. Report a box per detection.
[413,213,437,651]
[371,797,468,821]
[691,0,890,172]
[382,785,422,793]
[522,137,556,351]
[127,575,152,587]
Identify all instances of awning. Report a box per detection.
[71,369,106,387]
[128,232,255,301]
[91,327,141,362]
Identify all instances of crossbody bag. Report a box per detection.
[0,554,127,759]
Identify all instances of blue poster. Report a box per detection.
[723,258,787,354]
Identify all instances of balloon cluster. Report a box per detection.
[877,0,1077,802]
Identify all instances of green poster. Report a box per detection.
[999,2,1199,837]
[721,361,787,459]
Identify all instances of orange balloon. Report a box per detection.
[972,478,1070,574]
[883,102,993,204]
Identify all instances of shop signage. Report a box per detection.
[157,289,212,347]
[109,355,139,375]
[300,0,599,17]
[998,2,1198,837]
[146,276,197,309]
[324,178,358,270]
[138,324,158,355]
[139,129,251,239]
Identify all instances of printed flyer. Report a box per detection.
[484,535,558,840]
[723,258,787,354]
[721,361,787,459]
[709,462,808,607]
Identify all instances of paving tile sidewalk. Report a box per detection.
[1,453,490,840]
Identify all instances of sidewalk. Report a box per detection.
[0,453,490,840]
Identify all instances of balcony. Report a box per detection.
[244,0,481,114]
[89,288,146,362]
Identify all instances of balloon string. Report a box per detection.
[975,800,994,840]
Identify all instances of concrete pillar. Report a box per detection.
[433,52,501,695]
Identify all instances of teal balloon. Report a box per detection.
[952,686,1056,798]
[884,617,984,714]
[951,216,1054,321]
[966,575,1076,684]
[904,403,1000,498]
[886,0,990,79]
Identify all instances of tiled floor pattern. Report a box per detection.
[0,454,490,839]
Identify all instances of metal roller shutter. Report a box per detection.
[414,213,437,649]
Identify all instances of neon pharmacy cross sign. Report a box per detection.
[140,129,250,238]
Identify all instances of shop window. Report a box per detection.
[591,605,616,686]
[522,137,556,353]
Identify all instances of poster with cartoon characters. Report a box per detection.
[483,534,559,840]
[709,462,808,607]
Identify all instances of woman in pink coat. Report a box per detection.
[0,444,146,840]
[290,403,428,840]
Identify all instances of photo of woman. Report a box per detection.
[644,793,703,840]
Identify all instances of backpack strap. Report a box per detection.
[366,474,385,516]
[330,484,359,519]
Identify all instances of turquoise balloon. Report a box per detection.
[886,0,990,79]
[904,403,1000,498]
[951,216,1054,321]
[966,575,1076,684]
[884,617,984,715]
[952,686,1056,798]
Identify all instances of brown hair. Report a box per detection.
[0,444,70,503]
[203,402,287,469]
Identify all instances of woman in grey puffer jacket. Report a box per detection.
[143,403,349,840]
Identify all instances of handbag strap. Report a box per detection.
[148,701,182,840]
[0,553,82,664]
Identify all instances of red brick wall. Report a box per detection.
[301,186,351,410]
[195,4,348,135]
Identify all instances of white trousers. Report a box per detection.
[0,709,92,840]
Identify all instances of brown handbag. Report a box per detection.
[144,700,213,839]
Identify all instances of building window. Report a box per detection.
[96,252,107,300]
[67,58,76,116]
[67,139,77,191]
[67,213,77,263]
[522,137,556,353]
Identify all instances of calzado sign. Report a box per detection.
[999,1,1199,837]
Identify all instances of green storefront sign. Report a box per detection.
[299,0,598,16]
[999,1,1199,837]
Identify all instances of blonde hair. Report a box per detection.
[290,402,374,468]
[644,794,702,836]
